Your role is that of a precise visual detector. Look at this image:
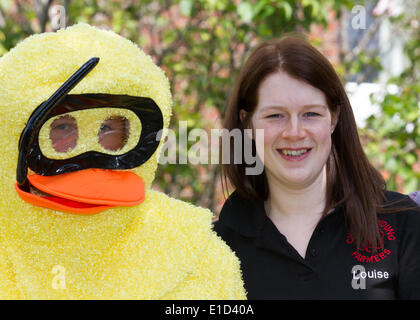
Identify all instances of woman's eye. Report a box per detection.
[305,112,320,117]
[267,114,282,119]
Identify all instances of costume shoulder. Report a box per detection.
[161,232,246,300]
[145,190,246,299]
[0,240,21,299]
[144,189,213,239]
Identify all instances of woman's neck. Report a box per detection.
[265,166,327,221]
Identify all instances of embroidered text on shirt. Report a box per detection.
[346,219,396,263]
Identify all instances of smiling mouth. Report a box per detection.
[277,148,312,161]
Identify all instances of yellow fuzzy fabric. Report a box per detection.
[0,24,246,299]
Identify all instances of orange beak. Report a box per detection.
[15,168,145,215]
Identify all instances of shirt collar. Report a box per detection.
[218,190,345,238]
[218,191,268,238]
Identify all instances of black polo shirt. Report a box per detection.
[213,190,420,300]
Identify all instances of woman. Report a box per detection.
[214,36,420,299]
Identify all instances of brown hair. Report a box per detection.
[221,36,410,251]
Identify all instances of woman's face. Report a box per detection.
[248,70,338,189]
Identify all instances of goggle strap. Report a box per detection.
[16,57,100,187]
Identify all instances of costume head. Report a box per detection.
[0,23,172,215]
[0,24,176,298]
[0,25,246,299]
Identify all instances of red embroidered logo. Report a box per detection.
[346,220,396,263]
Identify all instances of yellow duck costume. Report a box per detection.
[0,24,246,299]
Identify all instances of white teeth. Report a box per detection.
[281,149,308,156]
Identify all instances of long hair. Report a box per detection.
[221,36,406,251]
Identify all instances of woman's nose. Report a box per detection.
[281,117,306,139]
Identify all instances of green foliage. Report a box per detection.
[361,7,420,193]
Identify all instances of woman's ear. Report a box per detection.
[239,109,248,125]
[240,109,255,140]
[331,105,341,133]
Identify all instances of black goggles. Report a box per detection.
[17,58,164,190]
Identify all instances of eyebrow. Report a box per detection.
[259,104,328,111]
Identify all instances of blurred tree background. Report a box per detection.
[0,0,418,214]
[361,1,420,194]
